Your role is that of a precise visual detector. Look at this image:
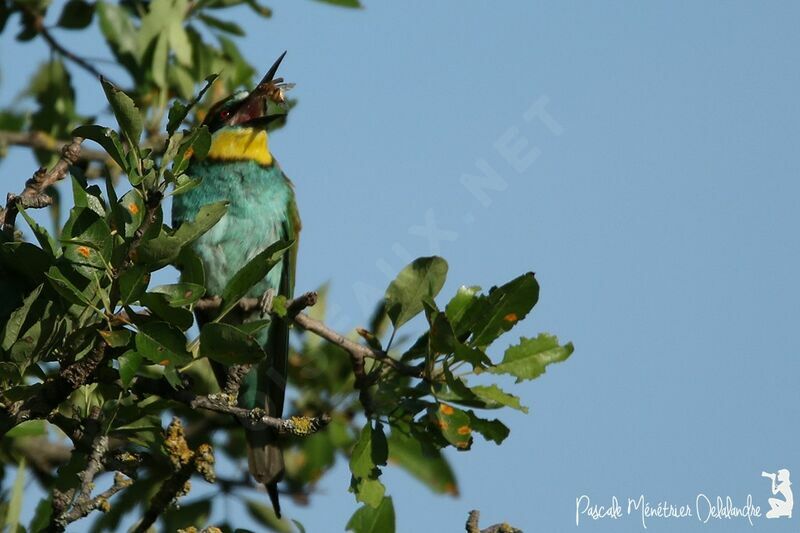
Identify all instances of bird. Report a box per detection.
[171,52,300,518]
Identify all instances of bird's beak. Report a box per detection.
[230,51,288,128]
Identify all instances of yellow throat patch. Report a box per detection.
[206,128,272,166]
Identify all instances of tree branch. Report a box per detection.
[0,338,107,438]
[18,3,110,81]
[133,418,215,533]
[0,130,108,162]
[465,510,522,533]
[196,292,425,418]
[0,136,84,234]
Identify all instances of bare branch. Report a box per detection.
[18,4,110,81]
[61,472,132,526]
[466,510,522,533]
[0,130,108,162]
[0,136,84,234]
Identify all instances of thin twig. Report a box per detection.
[196,292,424,418]
[0,130,107,162]
[0,136,84,233]
[0,339,107,438]
[61,472,132,526]
[19,3,110,81]
[466,510,523,533]
[133,418,215,533]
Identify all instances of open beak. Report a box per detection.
[230,51,288,128]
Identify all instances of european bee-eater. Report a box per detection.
[171,52,299,517]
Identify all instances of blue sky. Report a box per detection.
[2,1,800,531]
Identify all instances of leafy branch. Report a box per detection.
[0,2,572,531]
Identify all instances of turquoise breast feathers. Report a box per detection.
[172,158,294,297]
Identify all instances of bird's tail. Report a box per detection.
[247,428,285,517]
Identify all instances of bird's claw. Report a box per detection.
[259,288,276,317]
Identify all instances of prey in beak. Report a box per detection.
[206,51,294,132]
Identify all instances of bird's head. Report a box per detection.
[205,51,290,133]
[201,52,291,166]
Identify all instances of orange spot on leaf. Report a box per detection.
[128,202,139,215]
[504,313,518,322]
[439,403,454,415]
[77,246,91,258]
[457,425,471,435]
[159,359,170,366]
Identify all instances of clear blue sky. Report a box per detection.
[2,2,799,531]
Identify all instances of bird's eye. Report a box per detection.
[220,109,231,120]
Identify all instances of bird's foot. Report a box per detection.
[259,288,276,317]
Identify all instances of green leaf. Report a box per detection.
[6,420,47,438]
[245,499,292,533]
[137,201,228,267]
[45,266,94,307]
[97,2,138,60]
[72,124,127,171]
[170,174,203,196]
[346,498,395,533]
[161,498,211,532]
[57,0,95,29]
[425,302,457,355]
[101,78,143,144]
[353,477,385,508]
[118,350,143,387]
[140,293,195,330]
[4,457,25,531]
[488,333,573,382]
[349,422,386,480]
[166,74,218,137]
[99,328,133,348]
[445,285,480,329]
[470,385,529,413]
[2,284,43,351]
[198,13,245,35]
[29,495,53,532]
[315,0,362,8]
[151,33,169,87]
[150,283,205,306]
[18,207,60,257]
[217,239,293,320]
[199,323,266,365]
[0,242,51,284]
[118,265,150,305]
[384,256,448,329]
[135,322,191,367]
[168,18,193,66]
[176,247,205,287]
[461,272,540,346]
[467,411,510,445]
[388,429,458,495]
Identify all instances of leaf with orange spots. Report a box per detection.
[149,282,206,306]
[430,402,472,450]
[118,189,144,238]
[134,322,191,371]
[456,272,540,346]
